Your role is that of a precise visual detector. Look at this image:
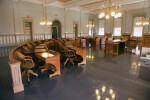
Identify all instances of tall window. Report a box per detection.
[99,20,104,35]
[113,18,122,36]
[89,27,92,36]
[133,17,143,37]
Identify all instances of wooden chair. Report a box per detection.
[30,42,37,47]
[64,41,74,47]
[26,43,34,50]
[22,46,34,55]
[57,38,64,44]
[65,37,73,41]
[15,51,38,82]
[58,41,76,66]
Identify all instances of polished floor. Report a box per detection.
[0,46,150,100]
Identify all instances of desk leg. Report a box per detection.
[117,45,119,55]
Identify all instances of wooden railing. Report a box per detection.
[0,34,51,47]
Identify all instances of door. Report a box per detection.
[52,20,61,39]
[52,27,58,39]
[23,18,33,41]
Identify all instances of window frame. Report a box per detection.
[132,15,145,37]
[98,19,105,36]
[113,18,122,36]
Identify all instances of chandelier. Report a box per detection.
[136,18,149,25]
[86,21,94,27]
[99,0,122,19]
[40,0,52,25]
[136,1,149,26]
[87,18,95,28]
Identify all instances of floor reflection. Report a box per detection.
[1,45,150,100]
[95,85,116,100]
[130,61,140,75]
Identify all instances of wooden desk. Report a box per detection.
[69,46,86,65]
[34,49,47,53]
[75,38,81,47]
[35,51,60,78]
[75,38,86,47]
[105,40,126,55]
[143,35,150,47]
[34,44,61,78]
[128,39,137,47]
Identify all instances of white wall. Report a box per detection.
[0,0,93,39]
[1,0,150,39]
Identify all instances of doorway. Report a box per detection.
[52,20,61,39]
[73,22,78,38]
[23,18,33,41]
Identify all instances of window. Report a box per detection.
[133,17,143,37]
[113,19,122,36]
[99,20,104,35]
[89,27,92,36]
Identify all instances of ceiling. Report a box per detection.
[16,0,150,14]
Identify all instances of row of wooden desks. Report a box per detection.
[34,43,86,77]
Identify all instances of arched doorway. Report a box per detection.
[52,20,61,39]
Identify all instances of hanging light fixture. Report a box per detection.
[40,0,52,26]
[136,0,149,26]
[87,18,95,28]
[99,0,122,19]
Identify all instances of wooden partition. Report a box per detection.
[142,35,150,47]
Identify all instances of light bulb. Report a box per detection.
[101,12,105,17]
[97,95,101,100]
[111,11,115,16]
[102,86,106,92]
[86,25,89,27]
[144,21,149,25]
[111,93,116,99]
[40,21,46,25]
[105,98,109,100]
[99,14,103,18]
[95,89,99,95]
[118,12,122,17]
[47,21,52,25]
[114,14,118,18]
[105,15,109,19]
[138,22,142,25]
[109,89,113,94]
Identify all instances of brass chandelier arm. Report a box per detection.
[99,0,122,19]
